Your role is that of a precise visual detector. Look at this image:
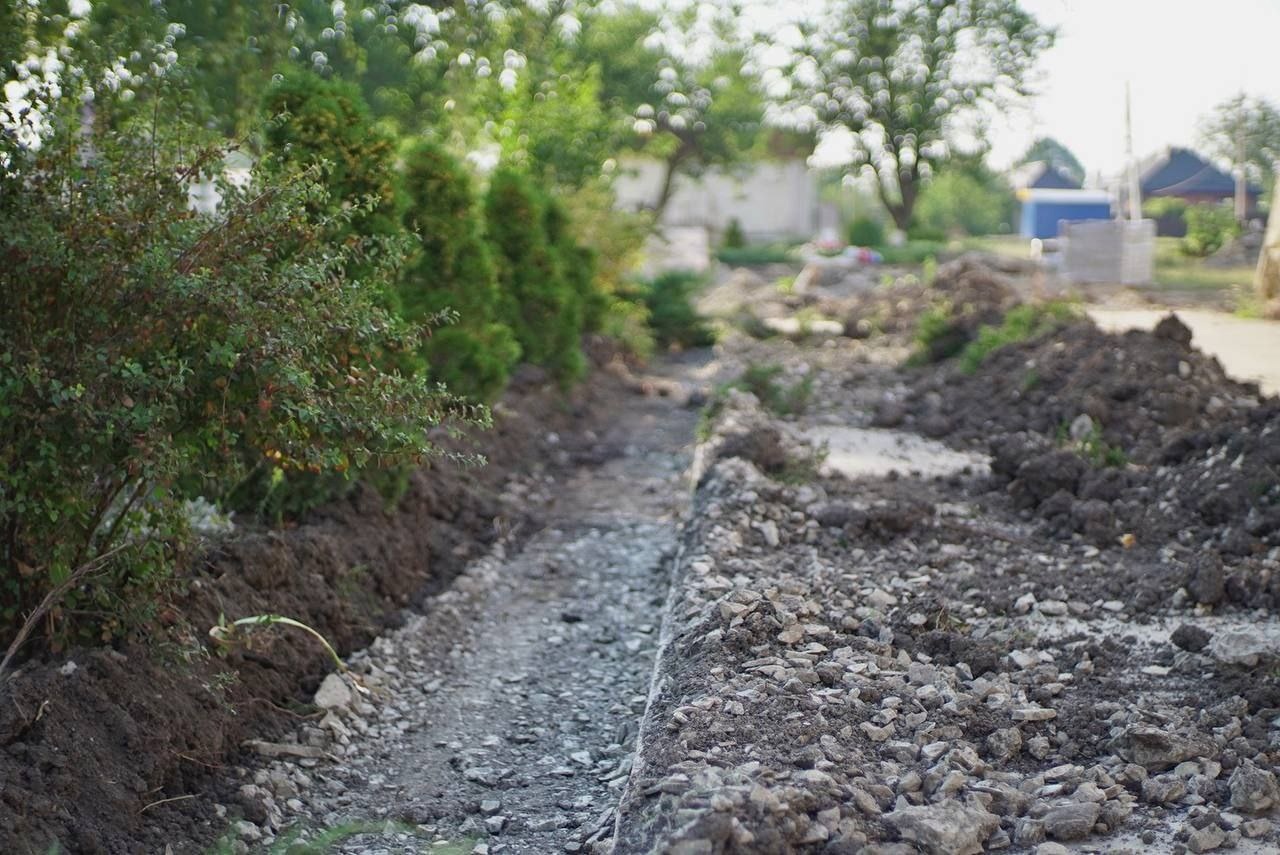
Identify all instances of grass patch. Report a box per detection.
[716,243,798,266]
[1152,237,1255,292]
[697,363,815,441]
[1057,418,1128,468]
[207,821,472,855]
[957,301,1081,373]
[876,240,945,266]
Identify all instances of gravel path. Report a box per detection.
[214,364,704,854]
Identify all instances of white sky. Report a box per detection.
[987,0,1280,178]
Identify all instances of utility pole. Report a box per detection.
[1234,109,1248,222]
[1125,82,1141,220]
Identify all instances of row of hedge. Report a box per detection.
[0,71,621,652]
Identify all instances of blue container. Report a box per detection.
[1017,189,1113,239]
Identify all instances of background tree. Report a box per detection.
[1199,93,1280,210]
[784,0,1053,231]
[581,4,765,215]
[1016,136,1085,185]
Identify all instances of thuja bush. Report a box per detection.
[399,141,520,403]
[544,195,607,333]
[485,167,586,387]
[0,115,480,648]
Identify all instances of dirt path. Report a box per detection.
[211,359,706,854]
[1088,307,1280,395]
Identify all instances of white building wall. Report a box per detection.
[613,158,820,242]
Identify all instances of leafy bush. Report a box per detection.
[723,217,747,248]
[1142,196,1189,237]
[913,169,1012,237]
[633,271,716,350]
[958,302,1081,373]
[911,303,970,363]
[485,167,586,386]
[735,364,813,416]
[847,217,886,247]
[398,141,520,402]
[0,114,477,648]
[1181,203,1240,257]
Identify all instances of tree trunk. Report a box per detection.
[653,150,685,219]
[879,167,920,233]
[1256,175,1280,303]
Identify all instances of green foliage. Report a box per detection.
[398,141,519,402]
[1142,196,1189,234]
[1057,418,1128,469]
[914,159,1013,237]
[879,241,945,265]
[1181,204,1240,257]
[631,271,716,350]
[1016,137,1085,185]
[958,302,1082,372]
[716,243,798,266]
[1199,93,1280,208]
[788,0,1053,229]
[847,217,886,247]
[735,364,814,417]
[484,167,586,387]
[0,107,477,648]
[911,303,969,364]
[723,218,747,249]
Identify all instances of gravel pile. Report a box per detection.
[612,391,1280,854]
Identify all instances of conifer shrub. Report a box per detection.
[0,111,479,648]
[485,167,586,387]
[398,141,520,402]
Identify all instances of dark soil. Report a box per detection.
[892,311,1280,604]
[0,343,649,855]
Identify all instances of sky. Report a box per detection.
[986,0,1280,180]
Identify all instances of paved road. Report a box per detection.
[1089,308,1280,396]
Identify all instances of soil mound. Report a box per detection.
[899,312,1280,563]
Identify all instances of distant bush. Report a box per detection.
[958,301,1082,373]
[632,271,716,350]
[734,363,813,416]
[847,217,886,247]
[1181,203,1240,257]
[0,115,476,648]
[723,218,747,248]
[399,141,520,402]
[1143,197,1190,238]
[485,167,587,387]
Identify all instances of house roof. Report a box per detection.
[1139,147,1260,197]
[1011,161,1082,191]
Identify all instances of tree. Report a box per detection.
[581,5,765,215]
[1016,136,1085,185]
[485,167,586,386]
[785,0,1053,231]
[399,141,520,403]
[1199,93,1280,210]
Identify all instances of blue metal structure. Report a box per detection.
[1017,189,1113,239]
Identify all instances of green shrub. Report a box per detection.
[485,167,586,387]
[735,364,813,416]
[957,301,1081,372]
[634,271,716,350]
[847,216,886,248]
[0,113,477,648]
[911,302,971,363]
[1181,203,1240,257]
[398,141,520,402]
[723,218,747,248]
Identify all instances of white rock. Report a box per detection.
[314,673,353,710]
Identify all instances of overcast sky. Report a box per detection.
[987,0,1280,178]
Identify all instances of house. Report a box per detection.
[1010,160,1082,191]
[1017,188,1113,239]
[1138,147,1261,215]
